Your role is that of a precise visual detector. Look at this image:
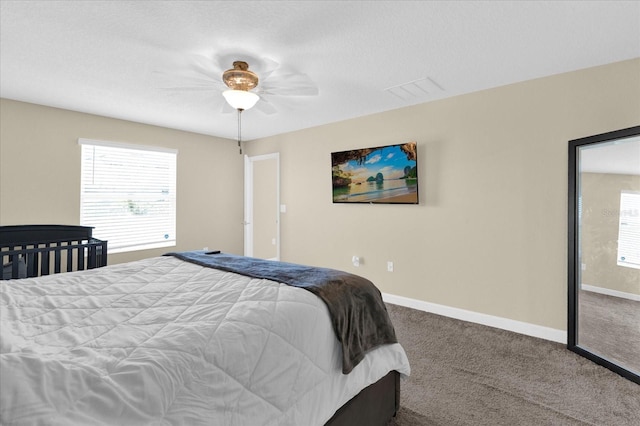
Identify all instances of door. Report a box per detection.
[244,153,280,260]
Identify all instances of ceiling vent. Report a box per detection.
[384,77,444,101]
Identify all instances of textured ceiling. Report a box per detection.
[1,1,639,141]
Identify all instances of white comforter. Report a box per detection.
[0,256,410,425]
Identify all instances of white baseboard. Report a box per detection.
[581,284,640,302]
[382,293,567,344]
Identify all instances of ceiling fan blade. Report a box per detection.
[159,86,221,93]
[255,57,280,81]
[184,53,224,80]
[152,73,221,90]
[259,73,319,97]
[253,99,278,115]
[150,59,225,94]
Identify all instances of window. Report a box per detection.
[617,190,640,269]
[79,139,177,253]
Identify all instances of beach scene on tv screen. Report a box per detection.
[332,142,418,203]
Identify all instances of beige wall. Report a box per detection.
[0,99,244,264]
[581,172,640,295]
[245,58,640,331]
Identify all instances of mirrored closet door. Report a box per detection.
[568,126,640,385]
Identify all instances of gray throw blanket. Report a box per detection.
[164,251,397,374]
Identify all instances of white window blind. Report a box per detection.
[617,191,640,269]
[79,139,177,253]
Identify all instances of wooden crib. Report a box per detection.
[0,225,107,280]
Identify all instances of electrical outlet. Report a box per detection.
[352,256,360,267]
[387,261,394,272]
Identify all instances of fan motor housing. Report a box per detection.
[223,61,259,91]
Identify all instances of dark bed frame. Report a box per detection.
[325,370,400,426]
[0,224,108,280]
[0,224,398,424]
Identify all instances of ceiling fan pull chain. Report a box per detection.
[237,108,243,155]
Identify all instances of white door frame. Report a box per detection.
[244,153,280,260]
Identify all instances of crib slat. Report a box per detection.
[11,254,19,278]
[26,252,38,277]
[77,248,85,271]
[41,245,50,276]
[54,243,62,274]
[66,247,73,272]
[87,244,96,269]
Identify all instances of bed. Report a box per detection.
[0,228,410,426]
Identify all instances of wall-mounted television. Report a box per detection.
[331,141,419,204]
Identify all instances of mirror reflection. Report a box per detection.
[575,132,640,379]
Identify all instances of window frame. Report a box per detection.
[78,138,178,254]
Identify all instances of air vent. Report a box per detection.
[384,77,444,101]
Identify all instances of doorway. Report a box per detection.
[244,153,280,260]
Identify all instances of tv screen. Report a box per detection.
[331,141,418,204]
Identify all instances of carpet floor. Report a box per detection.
[386,303,640,426]
[578,290,640,375]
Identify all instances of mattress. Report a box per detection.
[0,255,410,425]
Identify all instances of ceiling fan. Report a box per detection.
[153,54,318,154]
[153,54,319,115]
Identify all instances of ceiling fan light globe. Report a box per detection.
[223,90,260,111]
